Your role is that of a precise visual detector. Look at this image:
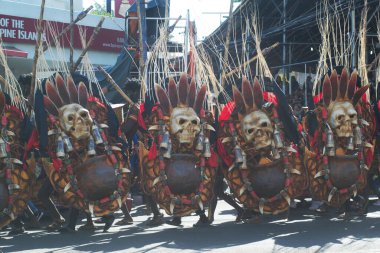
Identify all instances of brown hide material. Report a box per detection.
[165,154,201,195]
[0,106,31,229]
[76,155,118,201]
[328,155,360,189]
[249,160,286,198]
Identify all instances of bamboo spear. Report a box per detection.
[164,0,169,29]
[70,0,74,71]
[220,0,234,87]
[136,0,146,100]
[168,15,182,34]
[223,42,279,78]
[42,6,93,52]
[97,66,134,106]
[30,0,46,106]
[71,16,105,72]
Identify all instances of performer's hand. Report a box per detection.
[122,104,139,139]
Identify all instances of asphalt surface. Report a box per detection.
[1,199,380,253]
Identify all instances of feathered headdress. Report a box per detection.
[43,73,89,117]
[231,77,300,144]
[154,73,207,115]
[232,77,264,114]
[322,68,368,107]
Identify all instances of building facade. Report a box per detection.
[0,0,125,78]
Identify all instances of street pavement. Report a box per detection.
[1,199,380,253]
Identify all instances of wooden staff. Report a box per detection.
[164,0,169,29]
[136,0,145,74]
[30,0,46,106]
[136,0,147,101]
[70,0,74,71]
[71,16,105,72]
[168,15,182,34]
[223,42,280,79]
[220,0,234,87]
[97,66,134,106]
[42,5,93,52]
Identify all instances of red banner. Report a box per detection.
[0,14,125,52]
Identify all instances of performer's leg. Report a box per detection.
[8,217,25,235]
[77,212,95,231]
[207,173,220,223]
[167,216,182,226]
[115,203,133,225]
[146,195,164,226]
[86,213,93,223]
[23,204,41,229]
[102,213,115,232]
[368,172,380,205]
[148,196,161,217]
[212,171,248,222]
[62,208,79,232]
[219,192,243,212]
[192,209,210,227]
[334,198,352,220]
[37,178,65,230]
[351,184,369,216]
[219,192,251,221]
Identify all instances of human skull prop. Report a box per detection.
[170,107,200,144]
[59,103,93,140]
[241,110,273,150]
[328,101,357,137]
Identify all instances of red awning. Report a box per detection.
[2,46,28,58]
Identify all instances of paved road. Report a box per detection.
[1,200,380,253]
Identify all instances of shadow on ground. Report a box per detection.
[1,201,380,252]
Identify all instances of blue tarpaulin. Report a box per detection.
[128,0,167,12]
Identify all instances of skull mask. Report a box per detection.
[241,110,273,150]
[170,107,201,144]
[59,103,93,140]
[328,101,357,137]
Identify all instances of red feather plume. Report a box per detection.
[330,69,338,101]
[43,95,59,117]
[253,77,264,109]
[347,71,357,100]
[46,80,64,108]
[178,73,189,106]
[155,84,172,115]
[55,73,70,104]
[188,79,196,107]
[242,77,254,108]
[168,78,178,108]
[67,76,79,104]
[339,68,349,98]
[78,82,89,107]
[322,75,332,107]
[193,85,206,114]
